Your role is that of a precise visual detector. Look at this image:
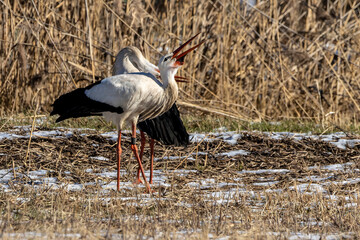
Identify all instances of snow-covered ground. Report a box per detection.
[0,126,359,239]
[1,126,359,194]
[1,126,360,150]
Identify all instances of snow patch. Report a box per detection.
[217,149,249,157]
[90,156,109,161]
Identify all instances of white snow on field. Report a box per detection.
[32,130,73,138]
[289,183,327,194]
[324,178,360,186]
[267,231,354,240]
[28,169,48,176]
[0,132,25,140]
[100,130,131,141]
[251,130,360,149]
[2,163,356,209]
[1,126,359,239]
[238,169,290,174]
[154,155,196,162]
[253,181,279,186]
[0,129,73,140]
[308,162,355,171]
[90,156,110,161]
[1,126,359,150]
[189,130,360,150]
[190,132,242,145]
[216,149,250,157]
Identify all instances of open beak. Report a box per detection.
[154,33,204,83]
[172,33,204,65]
[174,76,188,83]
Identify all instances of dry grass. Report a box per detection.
[0,126,359,238]
[1,1,360,238]
[1,0,360,126]
[1,184,358,239]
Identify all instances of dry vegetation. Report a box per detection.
[0,127,359,238]
[1,0,360,239]
[1,0,360,126]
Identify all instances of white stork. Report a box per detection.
[112,46,190,185]
[51,34,203,192]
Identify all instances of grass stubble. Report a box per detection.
[0,125,359,239]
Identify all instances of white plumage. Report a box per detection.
[112,46,158,76]
[86,56,178,125]
[51,34,203,192]
[111,46,190,185]
[85,73,168,126]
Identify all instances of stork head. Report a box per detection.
[127,47,159,76]
[158,33,204,75]
[113,46,160,77]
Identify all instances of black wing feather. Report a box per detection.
[51,81,123,122]
[137,103,189,146]
[51,82,189,146]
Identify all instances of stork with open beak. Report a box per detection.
[112,46,190,185]
[51,34,203,192]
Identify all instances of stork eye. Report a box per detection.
[164,56,171,62]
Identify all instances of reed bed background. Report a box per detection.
[1,0,360,126]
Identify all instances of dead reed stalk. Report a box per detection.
[0,0,359,125]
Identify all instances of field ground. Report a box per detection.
[0,120,359,239]
[1,1,360,238]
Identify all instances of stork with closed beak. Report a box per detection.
[112,46,190,185]
[51,34,203,192]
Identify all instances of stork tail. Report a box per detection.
[137,103,189,146]
[51,81,123,122]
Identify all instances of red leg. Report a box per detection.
[116,130,122,192]
[134,131,146,184]
[149,139,155,184]
[131,123,151,193]
[139,131,146,160]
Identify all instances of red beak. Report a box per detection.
[174,76,188,83]
[172,33,204,65]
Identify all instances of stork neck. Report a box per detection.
[125,57,139,73]
[160,68,177,89]
[160,68,179,101]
